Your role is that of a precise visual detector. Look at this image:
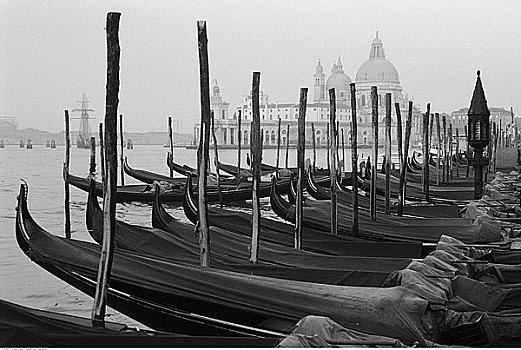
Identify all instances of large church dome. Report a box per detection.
[355,32,399,84]
[326,57,352,92]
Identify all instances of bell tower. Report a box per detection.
[313,60,325,102]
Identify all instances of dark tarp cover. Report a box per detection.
[25,224,430,345]
[0,299,280,347]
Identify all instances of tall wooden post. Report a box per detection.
[311,122,316,174]
[119,114,124,186]
[64,110,71,239]
[422,104,431,200]
[285,125,290,169]
[455,128,460,177]
[168,116,174,178]
[99,123,105,182]
[465,125,470,177]
[429,113,434,152]
[384,93,391,214]
[341,127,346,175]
[398,101,413,216]
[448,122,452,180]
[442,115,447,183]
[196,20,211,267]
[350,83,359,234]
[329,89,338,236]
[275,118,282,177]
[435,113,441,185]
[250,72,262,263]
[89,137,96,176]
[395,103,404,215]
[236,110,242,181]
[370,86,378,220]
[211,111,223,205]
[295,88,308,249]
[92,11,120,327]
[326,123,330,172]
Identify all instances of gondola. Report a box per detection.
[67,172,291,203]
[123,157,187,184]
[15,182,431,346]
[270,177,503,244]
[0,299,280,347]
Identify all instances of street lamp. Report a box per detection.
[467,70,490,199]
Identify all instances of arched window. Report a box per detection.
[361,95,366,107]
[265,130,270,144]
[294,113,298,119]
[271,130,276,143]
[316,129,322,146]
[243,130,249,145]
[363,130,368,145]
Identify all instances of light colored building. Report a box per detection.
[194,33,424,148]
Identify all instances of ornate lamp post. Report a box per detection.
[467,70,490,199]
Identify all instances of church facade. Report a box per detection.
[193,33,424,149]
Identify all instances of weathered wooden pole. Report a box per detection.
[295,88,308,249]
[64,110,71,239]
[422,104,431,200]
[211,111,223,205]
[429,112,434,151]
[311,122,316,175]
[285,125,290,169]
[329,88,338,236]
[236,110,242,181]
[92,11,120,328]
[455,128,460,177]
[99,123,105,182]
[168,116,174,178]
[89,136,96,176]
[336,120,341,171]
[395,103,404,215]
[275,117,282,177]
[448,122,453,180]
[465,125,470,177]
[398,101,413,216]
[442,115,447,183]
[196,20,211,267]
[119,114,124,186]
[326,123,330,172]
[341,127,346,175]
[435,113,441,185]
[370,86,378,220]
[350,83,359,234]
[384,93,391,215]
[250,72,262,262]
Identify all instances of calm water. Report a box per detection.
[0,142,407,328]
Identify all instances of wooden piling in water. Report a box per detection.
[64,110,71,239]
[341,127,346,176]
[442,115,447,183]
[395,103,404,216]
[384,93,391,215]
[285,125,290,169]
[435,113,441,185]
[211,111,223,206]
[196,20,211,267]
[429,113,434,151]
[422,104,431,200]
[236,110,242,182]
[89,136,96,176]
[295,88,307,249]
[326,123,330,172]
[250,72,262,263]
[119,114,124,186]
[92,11,120,328]
[168,116,174,178]
[465,125,470,177]
[370,86,378,220]
[311,122,316,175]
[350,83,359,234]
[448,122,453,180]
[275,118,281,178]
[99,123,105,182]
[329,88,338,236]
[455,128,460,177]
[398,101,413,216]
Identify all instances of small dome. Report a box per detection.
[355,32,399,84]
[315,60,324,74]
[326,57,352,92]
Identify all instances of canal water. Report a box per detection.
[0,143,406,328]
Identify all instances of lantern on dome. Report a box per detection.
[467,70,490,199]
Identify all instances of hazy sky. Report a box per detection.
[1,0,520,133]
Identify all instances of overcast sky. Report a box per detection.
[1,0,520,133]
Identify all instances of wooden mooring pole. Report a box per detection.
[196,20,211,267]
[236,110,242,182]
[326,123,330,172]
[465,125,470,177]
[250,72,262,263]
[64,110,71,239]
[455,128,460,177]
[119,114,124,186]
[435,113,441,185]
[384,93,391,215]
[442,115,447,183]
[284,125,290,169]
[350,83,359,234]
[211,111,223,206]
[168,116,174,178]
[295,88,307,249]
[370,86,378,221]
[275,118,281,178]
[329,88,338,236]
[92,11,121,327]
[341,127,346,176]
[89,136,96,176]
[99,123,105,182]
[311,122,316,175]
[422,104,431,200]
[398,101,413,216]
[395,103,404,216]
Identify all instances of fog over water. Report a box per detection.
[2,0,520,133]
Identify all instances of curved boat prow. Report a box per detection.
[183,173,199,225]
